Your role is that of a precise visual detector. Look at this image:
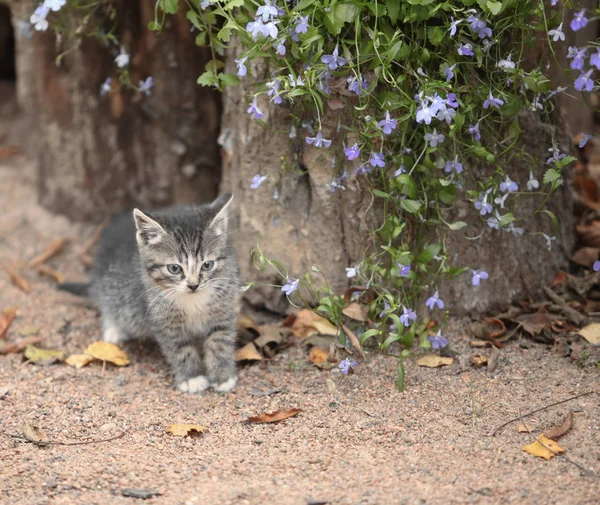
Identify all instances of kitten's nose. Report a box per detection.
[188,283,199,292]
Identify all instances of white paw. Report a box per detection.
[178,375,210,394]
[213,376,237,393]
[103,327,124,344]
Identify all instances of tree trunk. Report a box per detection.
[10,0,221,221]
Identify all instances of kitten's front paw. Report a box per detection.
[178,375,210,394]
[103,327,124,344]
[213,376,237,393]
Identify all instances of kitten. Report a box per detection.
[59,193,240,394]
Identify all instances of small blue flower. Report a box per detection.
[321,46,347,70]
[547,146,567,164]
[30,5,50,31]
[567,46,587,70]
[100,77,112,97]
[468,122,481,141]
[543,233,556,251]
[574,70,594,92]
[444,156,463,175]
[274,40,286,56]
[570,10,588,32]
[256,0,279,22]
[416,103,433,125]
[266,79,282,104]
[594,261,600,272]
[446,93,459,109]
[115,48,130,68]
[548,23,565,42]
[483,92,504,109]
[471,269,489,286]
[457,43,474,57]
[467,15,492,39]
[45,0,67,11]
[378,111,398,134]
[500,176,518,193]
[591,48,600,70]
[281,278,299,296]
[250,174,268,189]
[235,57,248,77]
[344,143,360,161]
[448,16,461,36]
[394,164,406,177]
[346,265,358,278]
[400,306,417,327]
[338,358,358,375]
[527,171,539,191]
[424,129,445,148]
[369,152,385,168]
[306,131,332,148]
[579,134,593,148]
[354,164,372,176]
[247,97,264,119]
[443,64,456,82]
[425,291,444,310]
[429,331,448,350]
[397,264,411,277]
[138,77,154,96]
[474,192,492,215]
[348,76,369,96]
[295,15,309,34]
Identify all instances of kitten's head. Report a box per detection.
[132,193,234,298]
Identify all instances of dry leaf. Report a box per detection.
[254,325,289,349]
[417,355,454,368]
[29,238,69,267]
[0,307,17,340]
[238,314,260,343]
[19,422,45,442]
[291,309,338,338]
[84,341,130,366]
[0,336,45,355]
[471,354,488,367]
[235,342,262,361]
[543,412,574,440]
[247,408,302,424]
[570,247,600,268]
[309,347,329,364]
[578,323,600,345]
[24,344,65,366]
[522,434,565,460]
[165,424,206,437]
[304,334,336,350]
[18,326,40,337]
[342,325,365,358]
[517,312,556,335]
[3,266,31,293]
[342,303,368,322]
[576,222,600,248]
[516,422,536,433]
[468,340,492,348]
[66,354,94,369]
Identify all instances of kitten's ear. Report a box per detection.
[133,209,165,246]
[208,193,233,235]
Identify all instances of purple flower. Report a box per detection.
[100,77,112,96]
[115,48,130,68]
[256,0,279,22]
[321,46,347,70]
[247,98,264,119]
[327,179,346,192]
[429,331,448,349]
[457,43,474,56]
[570,10,588,32]
[369,152,385,168]
[235,57,248,77]
[444,156,463,175]
[574,69,594,92]
[548,23,565,42]
[338,358,358,375]
[379,301,391,319]
[448,16,461,36]
[424,129,445,147]
[30,5,50,31]
[354,164,372,176]
[348,76,369,96]
[527,171,539,191]
[45,0,67,12]
[250,174,268,189]
[500,175,518,193]
[591,49,600,70]
[281,278,299,296]
[275,40,286,56]
[474,192,492,215]
[246,18,279,40]
[266,79,282,104]
[416,103,433,125]
[378,111,398,134]
[446,93,459,109]
[317,71,331,95]
[346,265,358,278]
[543,234,556,251]
[425,291,444,310]
[593,261,600,272]
[394,164,406,177]
[306,131,332,148]
[139,77,154,96]
[443,64,456,82]
[468,122,481,141]
[567,46,587,70]
[344,143,360,161]
[483,92,504,109]
[295,15,309,34]
[397,264,411,277]
[400,306,417,327]
[494,193,508,208]
[497,55,515,70]
[547,146,566,164]
[471,269,489,286]
[467,15,492,39]
[579,134,593,148]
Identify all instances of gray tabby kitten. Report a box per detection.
[60,193,240,394]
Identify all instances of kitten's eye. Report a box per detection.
[201,260,215,272]
[167,264,182,275]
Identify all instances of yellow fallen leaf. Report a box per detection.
[522,435,565,460]
[19,422,45,442]
[165,424,206,437]
[24,344,65,366]
[471,354,488,367]
[65,353,94,369]
[516,422,536,433]
[578,323,600,345]
[235,342,262,361]
[291,309,338,338]
[309,347,328,364]
[247,408,302,424]
[84,341,130,366]
[417,355,454,368]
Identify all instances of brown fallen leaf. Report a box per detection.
[165,424,206,437]
[578,323,600,345]
[19,422,46,443]
[84,341,130,366]
[342,325,365,358]
[35,264,66,284]
[29,238,69,268]
[549,271,568,289]
[342,302,368,322]
[468,340,492,348]
[486,345,500,373]
[291,309,338,338]
[517,311,556,335]
[522,434,565,460]
[3,266,31,293]
[516,422,536,433]
[238,314,260,343]
[416,355,454,368]
[0,335,45,355]
[576,222,600,249]
[543,412,574,440]
[235,342,262,362]
[65,354,94,369]
[471,354,488,367]
[309,347,329,364]
[254,325,289,350]
[0,307,17,340]
[570,247,600,268]
[24,344,65,366]
[247,408,302,424]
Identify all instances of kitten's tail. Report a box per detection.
[57,282,90,297]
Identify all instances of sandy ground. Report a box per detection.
[1,124,600,505]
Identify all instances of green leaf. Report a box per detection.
[396,359,405,392]
[447,221,468,231]
[205,59,224,72]
[427,27,444,46]
[159,0,178,14]
[499,213,515,227]
[381,333,401,350]
[195,31,207,46]
[386,0,400,23]
[372,189,392,199]
[400,199,422,214]
[224,0,245,9]
[197,71,218,87]
[218,73,240,86]
[147,20,161,31]
[323,4,357,35]
[487,1,503,14]
[360,329,382,345]
[543,168,561,185]
[294,0,316,10]
[541,210,559,231]
[416,243,441,264]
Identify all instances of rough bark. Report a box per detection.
[10,0,221,221]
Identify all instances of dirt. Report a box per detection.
[1,134,600,505]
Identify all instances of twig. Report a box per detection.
[29,238,69,268]
[81,217,110,256]
[543,286,585,325]
[7,431,125,446]
[34,264,66,283]
[3,265,31,293]
[492,391,595,436]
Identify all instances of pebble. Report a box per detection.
[99,422,117,432]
